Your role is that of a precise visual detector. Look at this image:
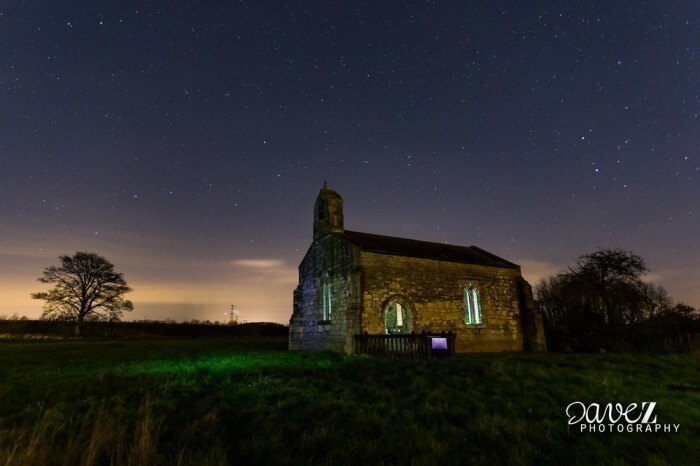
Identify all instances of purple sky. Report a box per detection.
[1,1,698,323]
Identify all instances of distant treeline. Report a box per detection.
[535,248,699,354]
[544,323,699,354]
[0,320,289,339]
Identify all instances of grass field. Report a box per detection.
[0,338,698,465]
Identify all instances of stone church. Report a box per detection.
[289,184,545,354]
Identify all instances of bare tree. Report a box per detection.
[535,248,658,327]
[535,275,577,325]
[32,252,133,336]
[661,303,699,331]
[635,282,672,322]
[568,248,648,326]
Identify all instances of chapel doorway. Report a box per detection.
[384,302,411,334]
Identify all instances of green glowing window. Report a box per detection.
[322,280,332,321]
[385,302,408,334]
[464,284,482,325]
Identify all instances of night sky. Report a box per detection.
[2,1,698,324]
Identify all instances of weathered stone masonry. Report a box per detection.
[290,235,358,353]
[358,253,525,352]
[289,185,546,354]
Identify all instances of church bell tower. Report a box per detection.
[313,182,344,240]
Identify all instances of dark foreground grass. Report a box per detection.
[0,338,698,466]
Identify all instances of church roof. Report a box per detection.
[340,230,520,269]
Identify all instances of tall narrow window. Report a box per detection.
[385,302,408,334]
[464,284,482,325]
[322,280,332,321]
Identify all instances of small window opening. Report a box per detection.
[322,280,332,321]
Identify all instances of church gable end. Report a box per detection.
[290,237,356,352]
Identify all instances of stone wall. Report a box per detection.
[517,278,547,351]
[290,234,540,354]
[357,251,525,352]
[289,235,360,353]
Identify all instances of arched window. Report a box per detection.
[321,276,332,321]
[385,302,408,334]
[464,284,482,325]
